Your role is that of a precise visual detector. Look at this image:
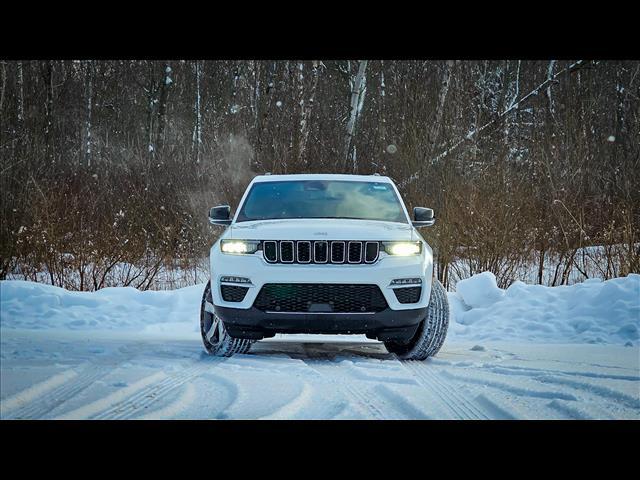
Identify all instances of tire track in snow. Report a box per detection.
[1,345,156,419]
[346,361,421,386]
[440,370,579,402]
[95,362,217,420]
[372,384,432,419]
[482,364,640,382]
[546,399,614,419]
[473,394,516,420]
[534,375,640,410]
[259,382,314,420]
[343,382,391,419]
[56,372,168,419]
[1,369,78,418]
[6,366,107,419]
[300,360,393,419]
[401,361,488,419]
[139,384,197,420]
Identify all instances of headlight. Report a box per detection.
[220,240,260,255]
[382,241,422,256]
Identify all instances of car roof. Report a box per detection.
[251,173,393,183]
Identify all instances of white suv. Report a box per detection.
[200,174,449,360]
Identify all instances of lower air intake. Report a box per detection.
[393,287,422,304]
[221,285,249,302]
[254,284,388,313]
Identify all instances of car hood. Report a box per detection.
[227,218,415,241]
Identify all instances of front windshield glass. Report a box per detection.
[236,180,408,223]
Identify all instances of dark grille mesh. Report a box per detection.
[331,242,345,263]
[365,242,379,263]
[221,285,249,302]
[280,242,294,262]
[393,287,422,304]
[348,242,362,262]
[254,284,388,313]
[297,242,311,262]
[314,241,328,262]
[264,241,277,262]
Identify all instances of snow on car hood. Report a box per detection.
[227,218,415,241]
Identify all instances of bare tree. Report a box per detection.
[343,60,368,170]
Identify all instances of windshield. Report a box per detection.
[236,180,408,223]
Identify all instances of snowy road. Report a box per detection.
[2,330,638,420]
[2,276,638,420]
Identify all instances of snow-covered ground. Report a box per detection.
[1,274,639,419]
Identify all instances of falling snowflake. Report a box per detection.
[386,144,397,154]
[276,101,283,108]
[607,135,616,142]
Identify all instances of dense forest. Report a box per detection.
[0,60,638,290]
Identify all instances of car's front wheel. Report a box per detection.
[384,279,449,360]
[200,281,253,356]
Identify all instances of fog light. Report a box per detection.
[220,276,252,284]
[390,278,422,286]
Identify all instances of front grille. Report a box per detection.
[314,241,328,263]
[221,285,249,302]
[348,241,362,263]
[264,241,277,262]
[331,241,345,263]
[263,240,379,264]
[394,286,422,304]
[280,241,294,263]
[254,284,388,313]
[297,241,311,263]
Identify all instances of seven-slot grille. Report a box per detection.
[262,240,379,264]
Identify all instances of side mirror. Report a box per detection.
[412,207,435,227]
[209,205,232,226]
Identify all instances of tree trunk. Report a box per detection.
[298,61,320,165]
[0,61,6,114]
[537,246,545,284]
[343,60,368,170]
[40,60,54,163]
[545,60,556,117]
[84,60,94,167]
[193,60,202,164]
[17,61,24,124]
[429,60,453,156]
[156,63,172,152]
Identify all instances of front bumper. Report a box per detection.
[214,304,427,342]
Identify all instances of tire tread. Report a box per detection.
[384,279,449,360]
[200,281,254,357]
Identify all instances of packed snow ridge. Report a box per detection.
[448,272,639,345]
[1,272,638,346]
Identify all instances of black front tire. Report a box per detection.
[384,279,449,360]
[200,281,253,357]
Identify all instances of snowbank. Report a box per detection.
[448,273,640,345]
[0,280,203,337]
[1,274,639,346]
